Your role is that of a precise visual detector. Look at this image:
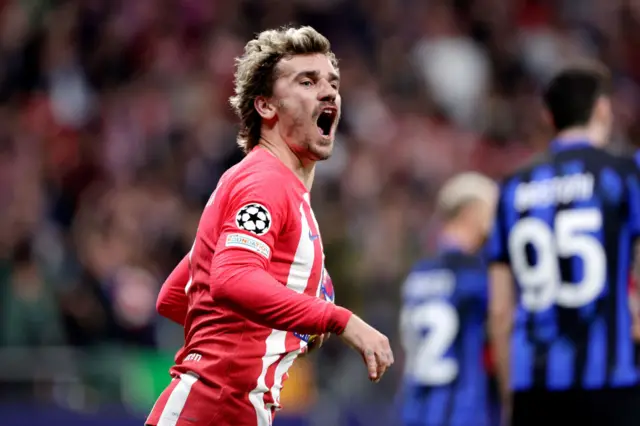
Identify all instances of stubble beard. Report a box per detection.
[297,114,334,162]
[281,101,335,162]
[310,139,333,161]
[310,109,336,162]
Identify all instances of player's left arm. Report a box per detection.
[488,263,514,404]
[486,191,514,411]
[627,164,640,341]
[630,247,640,342]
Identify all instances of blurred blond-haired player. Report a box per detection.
[399,172,498,426]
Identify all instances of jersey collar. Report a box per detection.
[437,236,465,254]
[549,138,595,153]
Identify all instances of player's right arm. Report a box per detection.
[208,175,352,337]
[156,255,189,326]
[486,190,514,416]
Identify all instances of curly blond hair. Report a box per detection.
[229,26,339,154]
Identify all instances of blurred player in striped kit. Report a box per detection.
[399,172,498,426]
[488,62,640,426]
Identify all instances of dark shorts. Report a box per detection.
[512,387,640,426]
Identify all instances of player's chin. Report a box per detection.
[311,136,334,161]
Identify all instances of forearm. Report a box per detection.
[488,263,514,404]
[156,256,190,325]
[490,316,512,403]
[632,241,640,341]
[212,264,351,335]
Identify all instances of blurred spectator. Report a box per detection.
[1,238,65,347]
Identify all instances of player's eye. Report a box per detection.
[300,80,313,87]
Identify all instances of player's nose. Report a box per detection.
[317,80,337,103]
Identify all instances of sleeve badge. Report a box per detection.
[235,203,272,236]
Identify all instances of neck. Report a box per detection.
[258,134,316,190]
[555,125,605,147]
[440,223,477,254]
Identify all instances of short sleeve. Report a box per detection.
[486,187,509,264]
[458,267,489,309]
[213,173,289,269]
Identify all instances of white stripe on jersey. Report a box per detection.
[248,329,286,426]
[303,193,327,300]
[286,201,316,294]
[157,372,198,426]
[249,200,316,425]
[303,193,323,252]
[269,349,301,410]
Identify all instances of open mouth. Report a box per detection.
[316,108,337,137]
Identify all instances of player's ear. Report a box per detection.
[592,96,612,124]
[254,96,277,120]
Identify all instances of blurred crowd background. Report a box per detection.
[2,0,640,425]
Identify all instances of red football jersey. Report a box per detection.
[147,147,351,426]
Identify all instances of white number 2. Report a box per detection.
[508,208,606,312]
[400,301,459,385]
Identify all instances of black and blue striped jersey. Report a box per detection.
[400,245,489,426]
[487,139,640,391]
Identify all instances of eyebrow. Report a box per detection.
[294,70,340,83]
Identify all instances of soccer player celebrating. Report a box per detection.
[399,172,498,426]
[488,63,640,426]
[146,26,393,426]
